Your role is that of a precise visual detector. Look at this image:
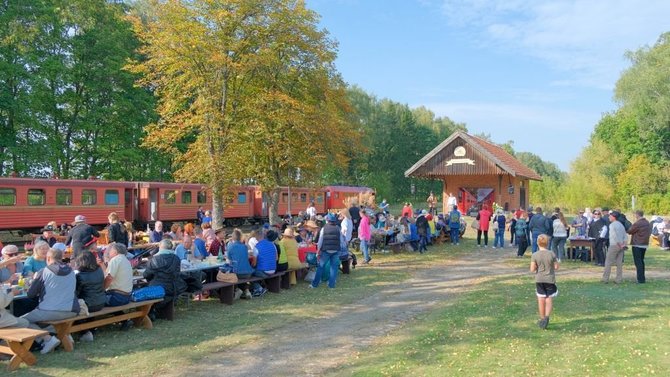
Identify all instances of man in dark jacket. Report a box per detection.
[311,213,341,289]
[415,210,429,253]
[627,210,651,283]
[143,239,187,318]
[588,210,607,266]
[66,215,100,258]
[528,207,551,253]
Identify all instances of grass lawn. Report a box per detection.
[335,276,670,377]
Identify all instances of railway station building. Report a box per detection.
[405,131,542,215]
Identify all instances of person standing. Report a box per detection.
[66,215,100,258]
[515,211,529,257]
[528,207,551,253]
[589,210,607,266]
[416,210,429,253]
[530,234,559,329]
[627,210,651,284]
[311,214,342,288]
[306,201,317,220]
[426,192,436,216]
[446,192,457,212]
[358,211,372,263]
[107,212,129,246]
[551,211,568,262]
[196,206,205,225]
[477,204,492,248]
[602,211,628,284]
[492,210,506,249]
[448,205,461,245]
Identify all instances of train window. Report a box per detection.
[82,190,97,205]
[182,191,192,204]
[316,194,323,203]
[56,189,72,205]
[291,193,298,202]
[165,190,176,204]
[197,191,207,204]
[282,193,288,203]
[300,193,307,202]
[105,190,119,205]
[0,188,16,206]
[237,192,247,204]
[28,189,45,206]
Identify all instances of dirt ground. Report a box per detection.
[182,247,670,377]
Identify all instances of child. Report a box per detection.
[530,234,559,329]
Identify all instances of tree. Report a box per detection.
[615,32,670,161]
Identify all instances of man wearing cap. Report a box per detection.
[602,211,628,284]
[37,225,57,247]
[0,244,24,284]
[311,213,342,288]
[66,215,100,258]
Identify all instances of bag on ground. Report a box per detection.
[131,285,166,302]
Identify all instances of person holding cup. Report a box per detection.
[0,244,24,284]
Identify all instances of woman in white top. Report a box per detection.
[551,211,568,262]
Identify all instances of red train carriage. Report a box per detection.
[252,186,327,220]
[136,182,255,227]
[0,178,137,232]
[324,185,374,210]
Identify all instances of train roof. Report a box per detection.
[0,177,137,188]
[323,185,374,193]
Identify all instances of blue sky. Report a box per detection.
[306,0,670,170]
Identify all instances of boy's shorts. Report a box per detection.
[536,283,558,298]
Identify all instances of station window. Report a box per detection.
[82,190,97,205]
[182,191,192,204]
[300,193,307,202]
[56,189,72,205]
[165,190,176,204]
[0,188,16,206]
[197,191,207,204]
[105,190,119,205]
[28,189,45,206]
[237,192,247,204]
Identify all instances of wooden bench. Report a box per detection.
[280,267,308,289]
[387,241,406,253]
[0,327,48,371]
[38,298,162,352]
[201,272,285,305]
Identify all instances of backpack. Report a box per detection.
[515,219,527,237]
[449,211,460,224]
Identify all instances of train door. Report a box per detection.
[124,189,134,221]
[149,188,158,221]
[261,192,269,217]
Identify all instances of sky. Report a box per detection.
[306,0,670,171]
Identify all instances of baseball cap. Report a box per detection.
[74,215,86,223]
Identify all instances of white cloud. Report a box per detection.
[440,0,670,89]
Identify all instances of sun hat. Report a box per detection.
[283,228,295,238]
[41,225,55,232]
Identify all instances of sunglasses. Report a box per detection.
[5,253,18,257]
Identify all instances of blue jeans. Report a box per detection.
[551,236,567,260]
[450,227,460,244]
[494,229,505,248]
[106,291,130,307]
[312,251,340,288]
[419,234,428,252]
[531,232,540,253]
[360,239,370,262]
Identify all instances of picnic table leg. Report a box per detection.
[267,276,281,293]
[7,339,37,371]
[132,304,154,329]
[220,286,235,305]
[280,273,291,289]
[54,323,74,352]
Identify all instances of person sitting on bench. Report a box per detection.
[143,239,187,318]
[102,243,133,307]
[21,248,79,354]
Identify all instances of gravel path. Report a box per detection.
[183,248,670,377]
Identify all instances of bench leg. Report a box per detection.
[280,274,291,290]
[267,276,281,293]
[53,323,74,352]
[132,304,154,330]
[7,340,37,371]
[220,286,235,305]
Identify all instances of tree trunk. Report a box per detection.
[210,185,225,229]
[267,188,281,226]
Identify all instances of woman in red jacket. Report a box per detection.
[477,205,493,248]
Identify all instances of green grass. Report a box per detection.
[334,277,670,377]
[10,263,410,377]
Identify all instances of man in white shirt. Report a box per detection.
[447,192,458,210]
[103,243,133,307]
[306,202,317,219]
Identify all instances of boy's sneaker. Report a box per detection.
[40,336,61,354]
[242,289,252,299]
[252,288,268,297]
[80,331,94,342]
[234,288,243,300]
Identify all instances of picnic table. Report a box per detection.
[568,237,596,261]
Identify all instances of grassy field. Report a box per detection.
[335,276,670,377]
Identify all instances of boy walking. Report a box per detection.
[530,234,559,329]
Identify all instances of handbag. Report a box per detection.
[216,271,238,283]
[470,219,480,230]
[304,268,316,282]
[492,221,499,231]
[131,285,166,302]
